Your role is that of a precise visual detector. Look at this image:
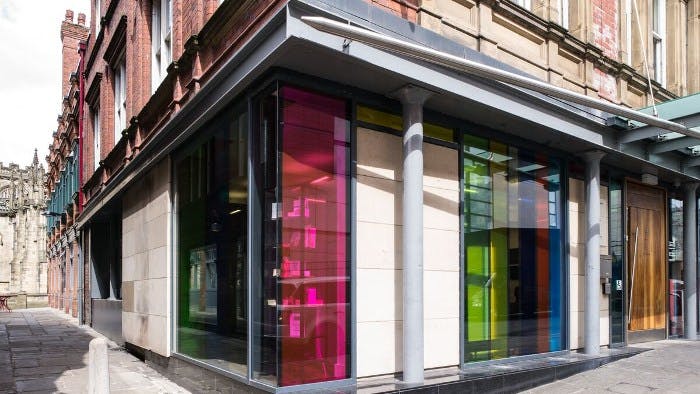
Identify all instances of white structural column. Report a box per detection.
[684,183,698,340]
[582,150,605,355]
[396,85,432,384]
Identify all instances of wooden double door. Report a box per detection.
[626,181,667,342]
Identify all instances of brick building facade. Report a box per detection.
[48,0,700,392]
[46,10,88,317]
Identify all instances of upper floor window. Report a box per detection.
[94,0,101,29]
[114,53,127,141]
[652,0,665,86]
[561,0,569,29]
[92,105,101,171]
[151,0,172,92]
[625,0,632,65]
[511,0,531,9]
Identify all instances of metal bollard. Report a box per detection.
[88,338,110,393]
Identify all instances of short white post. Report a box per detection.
[88,338,110,393]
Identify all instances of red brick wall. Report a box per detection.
[366,0,418,23]
[81,0,282,203]
[592,0,619,101]
[60,10,88,97]
[592,0,619,59]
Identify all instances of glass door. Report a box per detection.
[609,178,626,346]
[252,89,281,386]
[668,198,683,337]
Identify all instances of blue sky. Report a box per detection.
[0,0,89,168]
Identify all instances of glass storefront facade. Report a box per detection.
[463,134,564,362]
[171,78,575,389]
[175,105,249,375]
[175,84,351,388]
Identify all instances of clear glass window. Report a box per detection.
[93,106,100,171]
[511,0,531,10]
[113,55,127,141]
[152,0,172,92]
[175,105,249,375]
[652,0,665,85]
[94,0,101,29]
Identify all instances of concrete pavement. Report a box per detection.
[6,308,700,393]
[0,308,189,393]
[524,340,700,393]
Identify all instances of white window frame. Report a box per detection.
[511,0,531,9]
[114,54,127,142]
[625,0,632,65]
[652,0,666,86]
[93,106,101,171]
[560,0,569,29]
[94,0,101,29]
[151,0,172,92]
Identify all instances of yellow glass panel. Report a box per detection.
[357,105,455,142]
[357,105,402,131]
[424,123,455,142]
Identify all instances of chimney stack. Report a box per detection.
[60,10,89,98]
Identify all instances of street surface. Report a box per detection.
[4,309,700,393]
[525,340,700,393]
[0,308,188,393]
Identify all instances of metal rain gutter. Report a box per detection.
[301,16,700,140]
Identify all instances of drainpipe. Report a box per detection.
[683,183,698,340]
[77,231,83,324]
[77,40,86,324]
[78,40,86,214]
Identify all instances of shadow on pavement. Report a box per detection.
[0,308,91,393]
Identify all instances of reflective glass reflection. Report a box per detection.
[278,86,349,385]
[464,135,564,362]
[253,86,350,387]
[669,198,683,337]
[175,107,248,375]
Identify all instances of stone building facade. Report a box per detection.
[0,153,48,309]
[46,10,89,317]
[379,0,700,107]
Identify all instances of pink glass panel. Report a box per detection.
[278,86,349,386]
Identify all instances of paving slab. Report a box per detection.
[0,308,190,393]
[524,340,700,393]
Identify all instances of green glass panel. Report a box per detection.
[463,133,563,362]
